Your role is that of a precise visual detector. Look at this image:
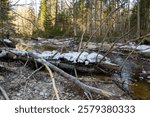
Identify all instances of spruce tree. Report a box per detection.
[0,0,10,38]
[38,0,47,31]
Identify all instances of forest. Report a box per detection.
[0,0,150,100]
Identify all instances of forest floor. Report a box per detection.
[0,60,131,100]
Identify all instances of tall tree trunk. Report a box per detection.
[89,0,93,35]
[55,0,58,27]
[85,1,88,34]
[73,0,77,38]
[81,1,84,32]
[99,0,103,36]
[94,0,97,33]
[128,0,131,39]
[137,0,140,38]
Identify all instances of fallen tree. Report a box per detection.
[0,48,119,74]
[0,48,118,97]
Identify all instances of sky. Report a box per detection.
[10,0,41,15]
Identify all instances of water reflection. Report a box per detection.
[130,79,150,99]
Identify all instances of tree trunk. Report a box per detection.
[55,0,58,26]
[73,0,77,37]
[137,0,140,38]
[128,0,131,39]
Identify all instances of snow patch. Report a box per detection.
[120,43,150,52]
[87,52,103,63]
[12,49,117,66]
[4,39,12,43]
[60,52,80,63]
[77,52,89,63]
[136,45,150,51]
[11,49,27,55]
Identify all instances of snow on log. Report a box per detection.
[0,48,119,74]
[0,48,115,97]
[4,39,12,44]
[119,43,150,58]
[28,50,117,65]
[0,48,116,97]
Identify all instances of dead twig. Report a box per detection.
[74,68,78,78]
[36,58,114,97]
[0,48,115,97]
[23,65,44,99]
[78,31,86,51]
[98,26,135,64]
[44,64,60,100]
[119,36,147,71]
[0,86,10,100]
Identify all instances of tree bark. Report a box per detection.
[137,0,140,38]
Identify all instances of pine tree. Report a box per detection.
[0,0,10,38]
[38,0,47,31]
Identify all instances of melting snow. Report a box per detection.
[60,52,80,63]
[120,43,150,52]
[136,45,150,51]
[14,48,116,65]
[4,39,12,43]
[11,49,27,55]
[77,52,89,63]
[87,52,103,63]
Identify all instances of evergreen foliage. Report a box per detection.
[0,0,11,38]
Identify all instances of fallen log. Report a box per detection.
[36,58,114,97]
[0,48,116,97]
[0,48,119,74]
[119,43,150,58]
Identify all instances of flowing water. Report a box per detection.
[95,74,150,99]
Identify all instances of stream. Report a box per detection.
[15,39,150,99]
